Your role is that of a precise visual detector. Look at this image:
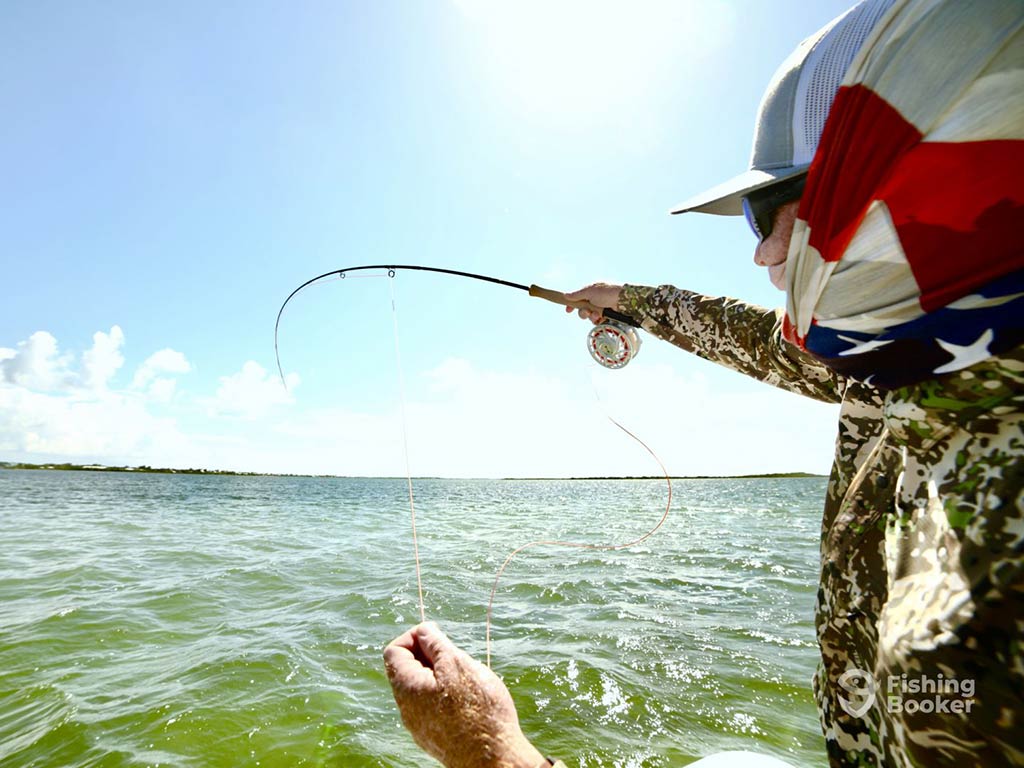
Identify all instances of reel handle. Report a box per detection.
[528,284,640,328]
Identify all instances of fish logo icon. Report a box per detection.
[838,668,876,718]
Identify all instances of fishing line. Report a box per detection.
[388,276,426,623]
[484,372,672,668]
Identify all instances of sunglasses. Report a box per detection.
[741,174,807,242]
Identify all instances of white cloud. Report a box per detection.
[0,328,197,467]
[0,331,72,390]
[0,328,304,471]
[599,360,840,478]
[0,328,839,479]
[386,357,840,478]
[132,348,192,402]
[209,361,299,419]
[175,355,838,479]
[81,326,125,390]
[147,378,179,403]
[1,327,127,393]
[0,329,278,469]
[132,349,192,387]
[0,386,189,461]
[215,356,825,479]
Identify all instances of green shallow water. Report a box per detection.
[0,471,828,767]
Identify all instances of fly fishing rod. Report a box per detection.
[274,264,643,382]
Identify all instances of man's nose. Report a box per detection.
[753,241,769,267]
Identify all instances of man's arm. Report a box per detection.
[618,284,844,404]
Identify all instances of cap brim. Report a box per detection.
[670,164,809,216]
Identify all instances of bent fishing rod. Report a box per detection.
[274,264,644,383]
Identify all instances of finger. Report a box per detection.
[387,656,437,692]
[384,634,437,691]
[384,627,418,655]
[563,284,600,301]
[383,638,415,676]
[414,621,456,667]
[383,627,428,672]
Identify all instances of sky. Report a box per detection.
[0,1,859,478]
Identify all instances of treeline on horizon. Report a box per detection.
[524,472,823,480]
[0,461,260,476]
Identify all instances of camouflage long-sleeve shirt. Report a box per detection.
[619,285,1024,768]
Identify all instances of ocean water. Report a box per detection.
[0,470,828,768]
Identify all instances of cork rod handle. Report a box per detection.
[528,284,639,328]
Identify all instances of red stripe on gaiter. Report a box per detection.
[879,140,1024,312]
[801,85,922,264]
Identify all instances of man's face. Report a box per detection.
[753,200,800,291]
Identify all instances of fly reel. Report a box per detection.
[588,319,641,369]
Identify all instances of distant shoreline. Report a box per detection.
[1,461,270,476]
[1,462,824,481]
[514,472,824,480]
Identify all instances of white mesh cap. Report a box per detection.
[671,0,895,216]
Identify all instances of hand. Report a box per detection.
[383,622,547,768]
[563,283,623,324]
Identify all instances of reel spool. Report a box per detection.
[588,319,641,369]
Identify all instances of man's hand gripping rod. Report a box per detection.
[527,285,639,328]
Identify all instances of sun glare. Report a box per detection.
[452,0,736,132]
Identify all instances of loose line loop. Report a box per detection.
[484,413,672,668]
